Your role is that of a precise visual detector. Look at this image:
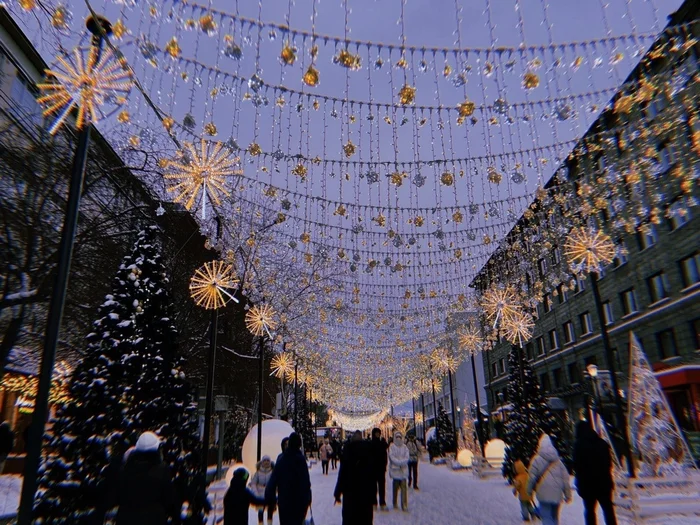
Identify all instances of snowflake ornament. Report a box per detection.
[563,227,616,274]
[189,260,239,310]
[246,303,278,338]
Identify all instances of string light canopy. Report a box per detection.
[12,0,697,415]
[189,260,239,310]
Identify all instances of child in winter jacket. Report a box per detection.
[250,456,275,524]
[224,468,265,525]
[513,459,538,522]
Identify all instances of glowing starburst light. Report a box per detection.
[271,352,295,379]
[430,348,458,374]
[37,46,132,135]
[502,311,534,347]
[164,140,241,219]
[246,303,278,338]
[189,261,239,310]
[481,286,521,328]
[564,227,616,274]
[458,324,483,356]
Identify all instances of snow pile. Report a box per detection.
[0,475,21,519]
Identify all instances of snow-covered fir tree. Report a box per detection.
[501,346,566,481]
[436,403,456,454]
[36,227,207,523]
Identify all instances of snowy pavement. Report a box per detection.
[208,460,627,525]
[0,475,21,520]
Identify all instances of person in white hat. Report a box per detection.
[116,431,175,525]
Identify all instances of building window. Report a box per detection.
[557,284,568,304]
[656,328,679,359]
[647,272,670,303]
[580,312,593,335]
[573,276,586,294]
[537,336,546,356]
[691,319,700,350]
[584,355,598,368]
[668,201,691,230]
[526,343,535,361]
[499,358,506,375]
[492,362,498,378]
[614,240,629,266]
[543,294,553,313]
[602,301,614,325]
[637,225,658,251]
[563,321,576,345]
[568,362,580,384]
[679,252,700,288]
[548,329,559,351]
[551,248,561,266]
[552,368,563,389]
[621,288,638,316]
[538,258,548,278]
[540,373,551,392]
[8,74,44,129]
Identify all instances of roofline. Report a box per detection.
[0,7,47,73]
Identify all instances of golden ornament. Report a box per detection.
[440,171,454,186]
[336,49,361,70]
[523,71,540,89]
[303,65,319,87]
[487,166,502,184]
[248,142,262,156]
[300,232,311,244]
[112,19,126,39]
[117,110,130,123]
[343,140,356,158]
[414,216,424,227]
[37,47,132,135]
[398,84,416,105]
[292,163,308,180]
[19,0,36,10]
[280,43,297,65]
[162,116,174,131]
[334,204,347,216]
[396,56,408,69]
[199,13,217,35]
[452,210,463,223]
[203,122,217,136]
[128,135,140,148]
[189,260,238,310]
[245,303,278,337]
[443,64,452,77]
[390,171,404,186]
[458,99,475,117]
[373,214,386,227]
[165,37,181,58]
[51,6,69,30]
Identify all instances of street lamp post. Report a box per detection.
[17,15,112,524]
[257,335,265,462]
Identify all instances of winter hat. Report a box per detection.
[394,431,403,440]
[135,431,161,452]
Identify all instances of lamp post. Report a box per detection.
[17,15,113,524]
[448,367,459,455]
[201,310,218,475]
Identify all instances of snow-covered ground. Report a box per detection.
[0,475,21,519]
[208,460,700,525]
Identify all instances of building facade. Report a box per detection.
[470,1,700,455]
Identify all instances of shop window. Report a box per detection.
[679,252,700,288]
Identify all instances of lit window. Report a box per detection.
[679,252,700,288]
[621,288,638,316]
[563,321,576,345]
[549,329,559,350]
[602,301,614,325]
[637,225,658,250]
[647,272,670,303]
[579,312,593,335]
[668,201,691,230]
[656,328,679,359]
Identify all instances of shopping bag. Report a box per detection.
[304,507,315,525]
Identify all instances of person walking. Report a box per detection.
[388,431,410,512]
[513,459,539,522]
[573,420,618,525]
[527,434,572,525]
[251,455,276,524]
[330,437,340,470]
[370,428,388,510]
[224,467,265,525]
[0,421,14,474]
[116,431,175,525]
[406,435,420,490]
[319,439,333,475]
[334,430,375,525]
[265,433,311,525]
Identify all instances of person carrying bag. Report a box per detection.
[527,434,572,525]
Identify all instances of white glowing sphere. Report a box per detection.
[241,419,296,473]
[457,449,474,467]
[224,462,249,486]
[484,439,506,467]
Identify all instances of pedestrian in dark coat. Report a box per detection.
[573,420,618,525]
[224,467,265,525]
[334,430,375,525]
[116,432,175,525]
[369,427,388,509]
[0,421,14,474]
[265,433,311,525]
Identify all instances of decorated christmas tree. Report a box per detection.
[35,227,207,523]
[501,346,564,481]
[436,403,456,454]
[627,332,695,477]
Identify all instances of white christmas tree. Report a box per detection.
[627,332,695,477]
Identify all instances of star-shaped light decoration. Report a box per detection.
[430,348,458,375]
[270,352,295,379]
[481,285,521,328]
[37,46,132,135]
[458,324,483,357]
[246,303,278,338]
[189,260,239,310]
[502,310,534,348]
[163,139,241,219]
[563,226,616,275]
